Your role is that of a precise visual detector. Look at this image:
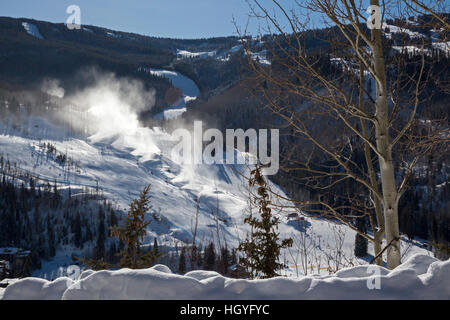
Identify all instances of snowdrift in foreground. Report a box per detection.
[1,254,449,300]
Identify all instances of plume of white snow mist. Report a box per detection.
[62,69,160,161]
[41,79,65,98]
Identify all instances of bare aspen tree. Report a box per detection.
[238,0,448,268]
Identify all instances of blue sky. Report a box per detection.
[1,0,302,38]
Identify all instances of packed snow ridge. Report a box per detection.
[1,254,448,300]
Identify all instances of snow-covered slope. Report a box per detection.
[22,22,44,39]
[382,22,449,57]
[147,69,199,98]
[382,22,425,39]
[141,68,200,120]
[0,69,433,279]
[250,50,271,65]
[1,254,448,300]
[0,109,431,280]
[177,49,216,60]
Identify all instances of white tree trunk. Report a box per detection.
[371,0,401,269]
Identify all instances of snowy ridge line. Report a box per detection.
[176,49,217,60]
[1,254,448,300]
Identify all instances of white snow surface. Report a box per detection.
[0,114,432,279]
[147,68,199,99]
[22,22,44,39]
[383,23,424,39]
[432,41,450,54]
[1,254,448,300]
[177,49,216,60]
[144,68,200,120]
[250,50,271,65]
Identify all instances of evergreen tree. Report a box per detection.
[109,210,118,227]
[219,245,230,275]
[238,166,293,278]
[108,242,118,264]
[354,218,368,257]
[110,184,160,269]
[203,242,216,271]
[85,224,93,242]
[153,237,159,256]
[47,214,56,257]
[73,212,82,248]
[94,207,106,260]
[178,247,186,274]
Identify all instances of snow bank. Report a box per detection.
[2,255,448,300]
[2,277,73,300]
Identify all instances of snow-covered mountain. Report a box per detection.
[1,14,445,284]
[0,68,431,279]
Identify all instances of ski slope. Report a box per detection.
[177,49,216,60]
[0,112,432,279]
[143,68,200,120]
